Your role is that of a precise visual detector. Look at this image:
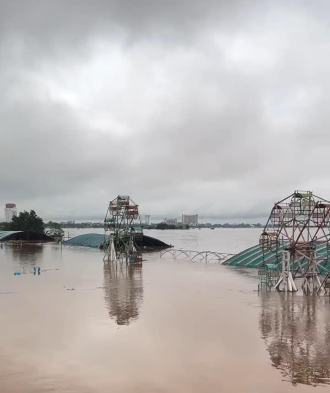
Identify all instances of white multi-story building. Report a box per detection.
[182,214,198,226]
[4,203,17,223]
[145,215,151,225]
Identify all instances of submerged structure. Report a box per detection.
[103,195,143,264]
[0,231,54,243]
[62,195,170,255]
[258,190,330,294]
[63,233,169,250]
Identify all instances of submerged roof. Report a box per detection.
[63,233,171,250]
[0,231,23,241]
[224,243,330,272]
[63,233,104,249]
[0,230,54,242]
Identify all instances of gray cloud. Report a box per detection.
[1,0,330,222]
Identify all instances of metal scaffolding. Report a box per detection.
[103,195,143,265]
[260,190,330,294]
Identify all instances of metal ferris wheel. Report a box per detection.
[259,190,330,293]
[103,195,143,264]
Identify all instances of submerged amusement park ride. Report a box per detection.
[62,195,169,256]
[103,195,143,264]
[259,190,330,294]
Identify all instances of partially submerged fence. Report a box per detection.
[160,249,234,264]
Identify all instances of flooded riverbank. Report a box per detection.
[0,229,330,392]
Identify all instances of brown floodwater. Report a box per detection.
[0,229,330,392]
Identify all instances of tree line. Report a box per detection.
[0,210,63,237]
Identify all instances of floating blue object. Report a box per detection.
[14,271,21,276]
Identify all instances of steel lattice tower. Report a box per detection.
[103,195,143,264]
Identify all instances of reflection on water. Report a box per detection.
[103,263,143,326]
[4,245,44,267]
[260,292,330,387]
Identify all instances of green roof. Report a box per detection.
[0,231,23,241]
[63,233,104,249]
[224,243,330,273]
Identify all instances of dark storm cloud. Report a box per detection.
[0,1,247,42]
[1,0,330,221]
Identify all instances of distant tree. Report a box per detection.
[156,223,170,230]
[45,222,64,237]
[5,210,45,233]
[155,223,190,230]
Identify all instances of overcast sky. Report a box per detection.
[1,0,330,222]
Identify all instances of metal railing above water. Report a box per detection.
[160,249,234,264]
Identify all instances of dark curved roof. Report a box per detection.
[135,235,170,250]
[0,231,22,241]
[0,231,54,242]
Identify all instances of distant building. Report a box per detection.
[164,218,177,226]
[4,203,17,223]
[67,220,75,225]
[182,214,198,226]
[145,215,151,225]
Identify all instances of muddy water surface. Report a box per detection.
[0,229,330,392]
